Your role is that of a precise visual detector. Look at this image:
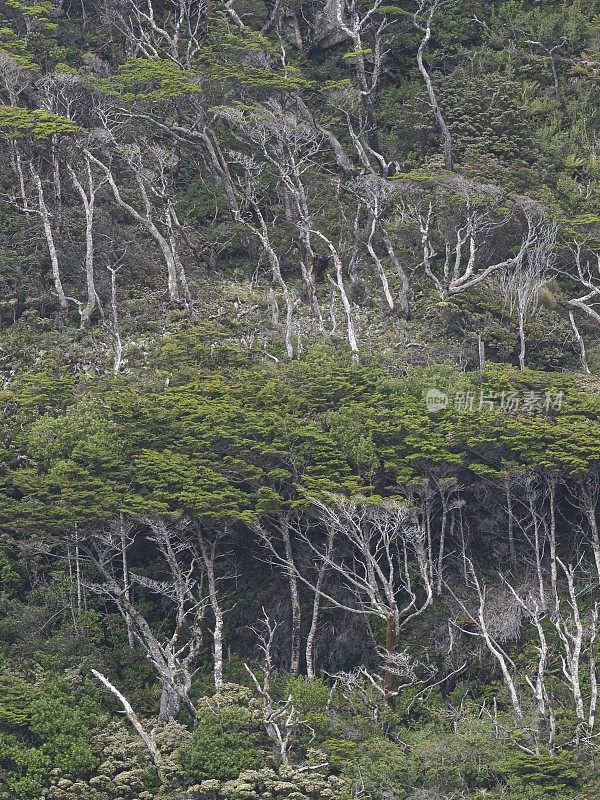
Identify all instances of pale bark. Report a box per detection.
[31,166,68,328]
[311,230,359,362]
[196,528,225,691]
[86,152,183,307]
[453,562,522,718]
[107,264,124,375]
[67,158,98,329]
[504,478,517,568]
[415,1,453,171]
[91,669,162,769]
[569,310,590,374]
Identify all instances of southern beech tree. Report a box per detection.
[1,1,600,800]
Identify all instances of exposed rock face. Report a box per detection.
[312,0,349,49]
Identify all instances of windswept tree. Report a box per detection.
[499,215,557,370]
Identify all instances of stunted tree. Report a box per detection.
[564,242,600,373]
[499,215,557,370]
[415,183,545,303]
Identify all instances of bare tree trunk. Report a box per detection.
[67,159,97,329]
[505,478,517,568]
[11,142,28,210]
[86,153,182,307]
[415,3,453,171]
[311,230,359,362]
[74,524,83,618]
[381,229,410,317]
[555,560,585,730]
[569,310,590,374]
[197,530,225,691]
[119,513,134,649]
[67,543,78,629]
[305,560,326,680]
[581,477,600,585]
[518,308,526,370]
[458,562,522,718]
[383,605,399,707]
[92,669,162,770]
[436,500,447,596]
[281,519,301,676]
[527,482,546,610]
[32,166,68,329]
[547,478,558,609]
[107,265,123,375]
[366,214,394,311]
[159,681,183,721]
[165,202,196,318]
[589,604,599,735]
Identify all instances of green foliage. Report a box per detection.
[0,674,37,727]
[0,676,98,800]
[500,750,579,795]
[180,685,264,781]
[98,57,201,102]
[0,106,80,140]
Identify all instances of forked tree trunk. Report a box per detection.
[159,681,183,722]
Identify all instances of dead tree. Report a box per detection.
[502,578,556,753]
[251,512,303,676]
[564,243,600,372]
[417,190,539,301]
[303,495,433,705]
[553,559,599,743]
[91,669,163,769]
[244,610,305,767]
[106,0,206,67]
[87,147,194,315]
[574,474,600,585]
[310,228,360,362]
[499,218,557,370]
[451,560,523,719]
[414,0,453,170]
[66,152,106,329]
[84,515,205,722]
[348,175,411,315]
[217,104,325,331]
[29,164,69,329]
[224,151,295,359]
[333,0,398,168]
